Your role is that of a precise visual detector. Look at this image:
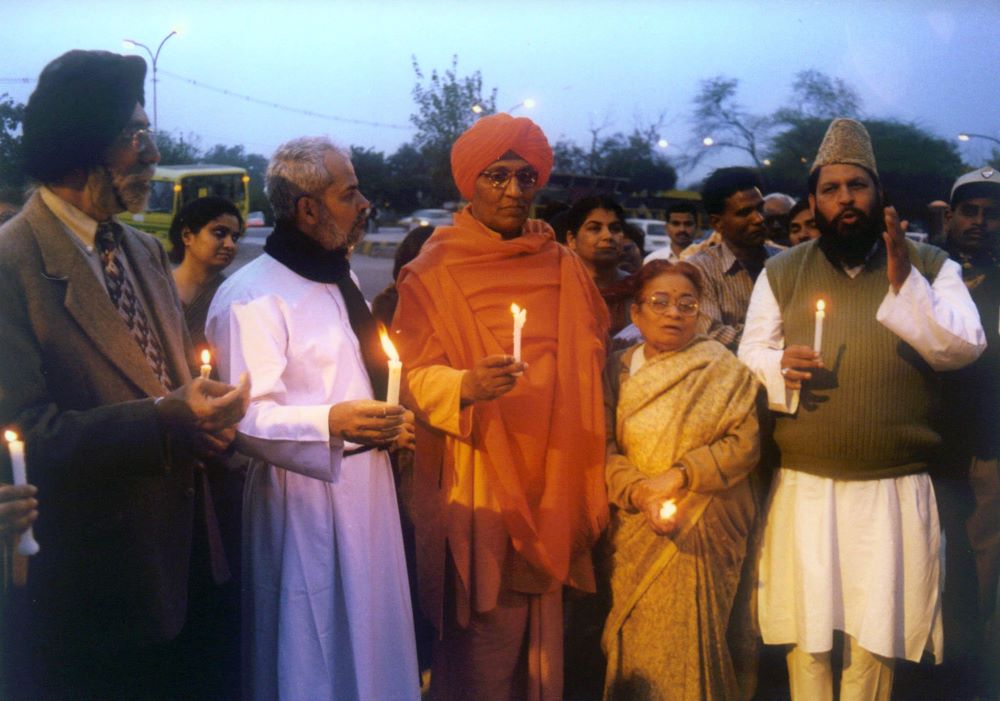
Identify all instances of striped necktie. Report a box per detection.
[95,221,173,390]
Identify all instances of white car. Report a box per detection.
[398,208,453,229]
[626,218,669,251]
[246,211,266,228]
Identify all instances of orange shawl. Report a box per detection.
[393,207,610,624]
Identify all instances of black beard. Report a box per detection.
[815,200,883,267]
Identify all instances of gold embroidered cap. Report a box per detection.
[810,118,878,177]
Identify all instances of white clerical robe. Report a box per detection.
[739,260,985,663]
[206,254,419,701]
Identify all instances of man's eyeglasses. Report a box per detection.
[638,294,700,317]
[479,167,540,191]
[120,126,157,154]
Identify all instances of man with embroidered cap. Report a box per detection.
[392,113,610,701]
[738,118,985,700]
[938,165,1000,699]
[0,49,250,699]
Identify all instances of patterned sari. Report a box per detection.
[602,337,761,701]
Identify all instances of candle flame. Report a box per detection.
[4,430,18,442]
[200,349,211,365]
[659,499,677,521]
[816,299,826,312]
[378,324,400,362]
[511,303,521,315]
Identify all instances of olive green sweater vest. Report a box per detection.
[766,239,948,479]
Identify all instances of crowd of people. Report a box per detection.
[0,48,998,701]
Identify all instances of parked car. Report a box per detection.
[246,210,266,228]
[626,218,668,252]
[398,208,453,229]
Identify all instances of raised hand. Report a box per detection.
[883,205,911,293]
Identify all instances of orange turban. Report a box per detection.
[450,113,554,200]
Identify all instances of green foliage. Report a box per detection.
[154,130,202,164]
[0,94,25,192]
[407,56,498,205]
[553,122,677,194]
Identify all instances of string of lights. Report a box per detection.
[1,72,414,132]
[158,69,413,130]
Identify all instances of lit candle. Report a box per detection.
[379,326,402,406]
[510,303,527,362]
[199,349,212,380]
[4,430,39,556]
[658,499,677,521]
[814,300,825,353]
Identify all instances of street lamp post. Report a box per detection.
[958,132,1000,147]
[123,30,177,133]
[507,98,536,113]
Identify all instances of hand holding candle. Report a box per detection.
[378,326,402,406]
[200,349,213,380]
[4,430,40,556]
[658,498,677,521]
[510,303,527,363]
[813,300,825,353]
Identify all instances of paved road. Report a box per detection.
[235,227,396,300]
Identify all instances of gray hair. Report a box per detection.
[266,136,346,222]
[763,192,796,209]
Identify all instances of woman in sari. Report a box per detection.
[168,195,243,349]
[602,259,760,701]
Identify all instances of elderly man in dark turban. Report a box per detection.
[0,50,249,700]
[392,113,610,701]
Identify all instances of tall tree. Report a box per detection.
[409,56,497,204]
[154,131,202,164]
[686,76,771,170]
[0,94,25,192]
[775,70,863,124]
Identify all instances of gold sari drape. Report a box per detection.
[602,338,760,701]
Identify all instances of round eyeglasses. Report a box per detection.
[479,167,540,191]
[119,126,157,154]
[638,294,699,317]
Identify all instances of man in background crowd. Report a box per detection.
[689,166,782,350]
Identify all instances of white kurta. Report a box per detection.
[738,260,985,663]
[206,254,419,701]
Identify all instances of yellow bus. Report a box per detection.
[120,164,250,243]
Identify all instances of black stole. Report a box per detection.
[264,221,388,399]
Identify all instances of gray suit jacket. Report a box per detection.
[0,192,200,650]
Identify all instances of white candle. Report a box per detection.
[658,499,677,521]
[511,303,527,362]
[386,360,402,406]
[4,430,39,556]
[199,349,212,380]
[814,300,825,353]
[379,327,402,406]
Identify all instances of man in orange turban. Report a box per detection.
[393,113,610,701]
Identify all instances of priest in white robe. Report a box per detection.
[206,136,419,701]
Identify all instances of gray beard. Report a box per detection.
[88,165,153,215]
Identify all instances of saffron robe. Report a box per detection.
[393,206,610,624]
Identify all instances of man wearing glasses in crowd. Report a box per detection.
[0,50,249,699]
[392,113,611,701]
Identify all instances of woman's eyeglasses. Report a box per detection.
[638,294,699,317]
